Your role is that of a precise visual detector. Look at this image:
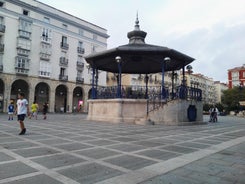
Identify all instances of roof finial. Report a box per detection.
[134,11,140,30]
[127,11,147,44]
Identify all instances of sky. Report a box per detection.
[38,0,245,83]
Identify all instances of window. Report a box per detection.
[19,19,32,32]
[78,41,83,48]
[61,36,69,49]
[61,51,66,58]
[91,45,97,53]
[39,61,51,77]
[17,38,31,50]
[231,71,239,80]
[41,28,52,43]
[62,24,67,29]
[62,36,67,44]
[43,17,50,23]
[243,71,245,78]
[0,16,3,25]
[77,70,83,77]
[23,9,29,16]
[40,43,51,54]
[16,56,29,74]
[79,29,84,36]
[77,41,84,53]
[77,56,83,62]
[60,68,65,76]
[42,28,50,37]
[0,54,3,65]
[93,34,97,40]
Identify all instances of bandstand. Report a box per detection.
[85,17,203,125]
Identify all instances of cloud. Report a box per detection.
[163,20,245,82]
[38,0,245,83]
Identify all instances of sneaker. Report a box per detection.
[19,128,26,135]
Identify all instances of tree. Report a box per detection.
[203,103,211,112]
[222,86,245,112]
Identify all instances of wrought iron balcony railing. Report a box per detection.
[59,57,68,66]
[0,43,4,52]
[60,42,69,50]
[0,24,5,33]
[77,47,85,54]
[59,75,68,81]
[76,77,84,84]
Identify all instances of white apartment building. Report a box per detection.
[0,0,109,113]
[214,81,228,104]
[181,73,216,104]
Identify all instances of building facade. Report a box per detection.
[228,64,245,88]
[181,73,217,104]
[0,0,109,113]
[214,81,228,104]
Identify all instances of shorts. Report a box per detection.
[8,112,14,115]
[17,114,26,121]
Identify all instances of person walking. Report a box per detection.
[30,101,39,120]
[15,92,29,135]
[8,101,15,120]
[43,102,48,120]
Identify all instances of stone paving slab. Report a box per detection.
[0,114,244,184]
[3,174,64,184]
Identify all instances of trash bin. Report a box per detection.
[187,105,197,121]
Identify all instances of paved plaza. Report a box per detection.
[0,113,244,184]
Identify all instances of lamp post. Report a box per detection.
[86,63,96,99]
[186,65,193,75]
[86,63,90,74]
[162,57,170,99]
[115,56,122,98]
[145,74,149,99]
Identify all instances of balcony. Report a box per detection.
[77,47,85,54]
[18,30,31,39]
[76,77,84,84]
[40,53,51,61]
[0,65,3,72]
[0,43,4,52]
[59,57,68,66]
[17,48,30,56]
[39,71,50,78]
[60,42,69,50]
[15,67,29,75]
[0,24,5,33]
[41,36,51,44]
[59,75,68,81]
[76,61,84,69]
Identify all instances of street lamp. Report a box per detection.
[186,65,193,75]
[162,57,170,99]
[86,63,91,74]
[115,56,122,98]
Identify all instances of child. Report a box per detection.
[16,92,30,135]
[30,101,39,120]
[8,101,14,120]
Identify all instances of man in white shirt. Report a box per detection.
[16,92,30,135]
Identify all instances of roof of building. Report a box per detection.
[228,64,245,71]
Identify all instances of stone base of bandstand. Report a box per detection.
[87,99,203,125]
[87,99,147,123]
[148,100,204,125]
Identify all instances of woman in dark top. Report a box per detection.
[43,102,48,120]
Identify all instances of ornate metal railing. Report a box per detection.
[96,85,163,99]
[94,85,202,115]
[147,85,202,114]
[95,85,201,101]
